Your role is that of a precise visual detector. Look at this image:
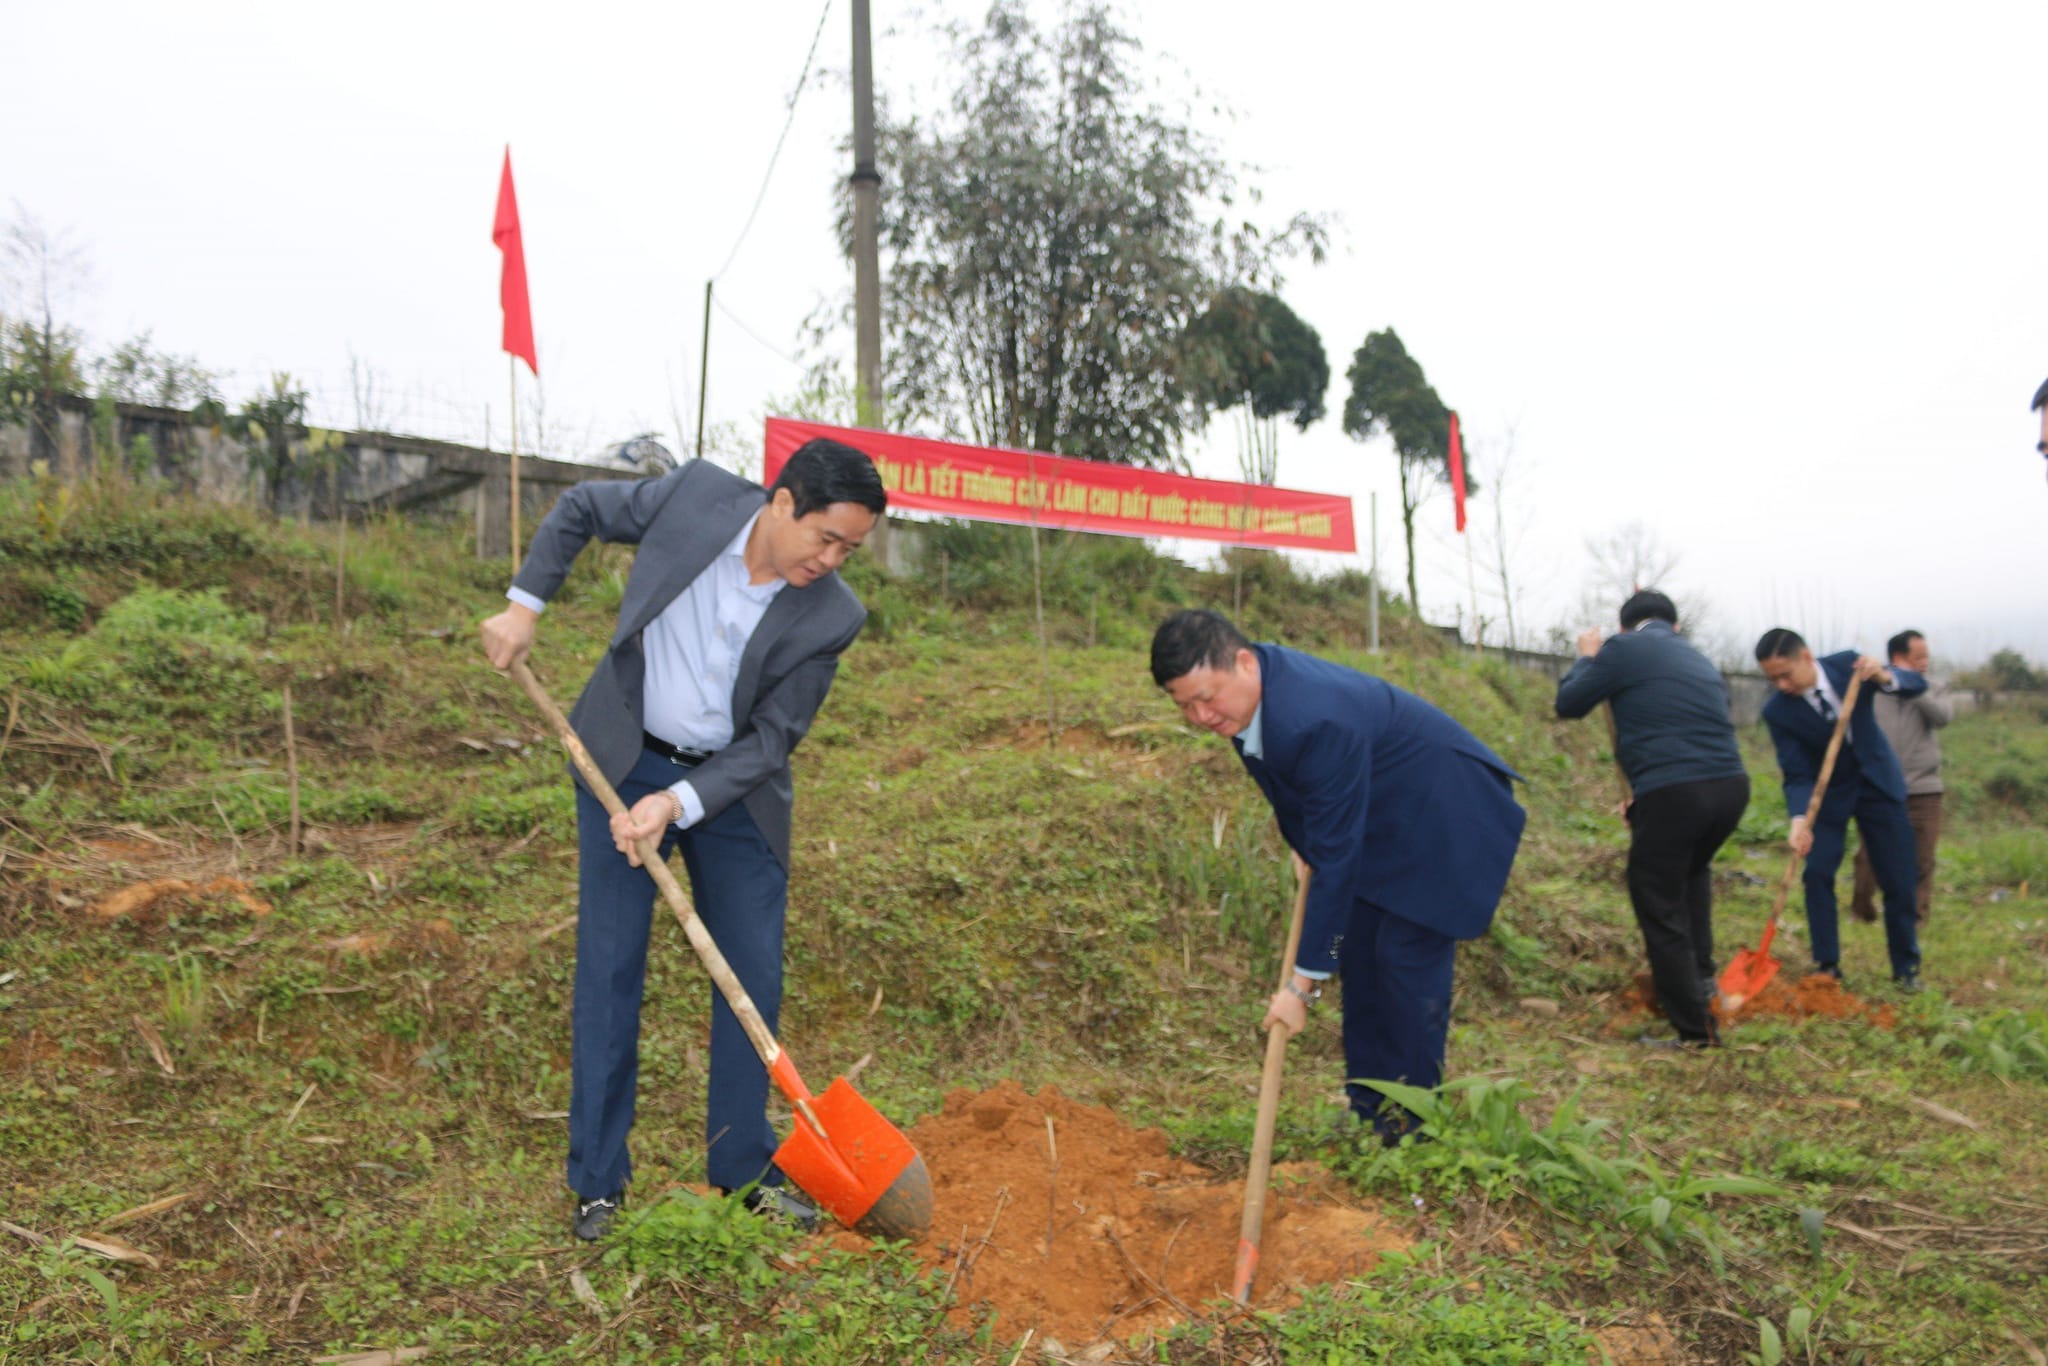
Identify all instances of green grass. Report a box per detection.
[1,482,2044,1362]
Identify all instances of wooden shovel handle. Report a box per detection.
[1233,858,1312,1305]
[508,661,801,1093]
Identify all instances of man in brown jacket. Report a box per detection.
[1851,630,1951,925]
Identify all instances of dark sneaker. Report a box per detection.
[725,1184,820,1232]
[574,1194,621,1242]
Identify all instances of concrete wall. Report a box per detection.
[0,394,628,557]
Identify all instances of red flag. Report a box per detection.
[493,148,537,375]
[1447,410,1467,533]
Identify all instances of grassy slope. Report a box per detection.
[1,479,2044,1363]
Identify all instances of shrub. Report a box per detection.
[86,585,265,718]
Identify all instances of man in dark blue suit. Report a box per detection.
[1150,610,1526,1142]
[1755,628,1926,990]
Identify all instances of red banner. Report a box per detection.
[763,419,1355,553]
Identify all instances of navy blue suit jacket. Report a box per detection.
[1234,644,1527,973]
[1761,651,1925,826]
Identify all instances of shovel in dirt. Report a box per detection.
[509,661,933,1241]
[1232,857,1312,1305]
[1718,671,1863,1013]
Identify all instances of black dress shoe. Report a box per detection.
[1893,972,1922,994]
[723,1184,820,1231]
[574,1193,621,1242]
[1811,963,1843,982]
[1636,1033,1716,1053]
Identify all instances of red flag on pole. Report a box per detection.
[1447,410,1467,533]
[493,148,538,375]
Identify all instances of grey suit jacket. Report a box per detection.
[1872,683,1951,796]
[512,459,867,868]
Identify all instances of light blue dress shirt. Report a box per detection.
[507,511,782,828]
[1238,703,1264,760]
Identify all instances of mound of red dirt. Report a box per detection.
[1617,970,1896,1030]
[1720,972,1896,1027]
[878,1081,1408,1348]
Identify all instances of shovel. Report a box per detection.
[509,661,933,1241]
[1232,857,1312,1305]
[1719,671,1863,1012]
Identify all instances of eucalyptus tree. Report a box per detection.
[1188,287,1328,485]
[834,0,1323,469]
[1342,328,1455,608]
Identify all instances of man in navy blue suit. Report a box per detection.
[1755,628,1926,990]
[1150,610,1526,1142]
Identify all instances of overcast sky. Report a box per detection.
[6,1,2044,664]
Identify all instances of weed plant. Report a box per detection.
[1166,1249,1600,1363]
[1343,1077,1784,1271]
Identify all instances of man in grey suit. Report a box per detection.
[1850,630,1951,926]
[480,439,885,1240]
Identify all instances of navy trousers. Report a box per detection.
[1803,783,1920,980]
[1337,898,1458,1140]
[566,745,789,1200]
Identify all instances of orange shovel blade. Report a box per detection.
[1717,947,1780,1012]
[773,1076,933,1242]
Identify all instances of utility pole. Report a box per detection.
[851,0,889,565]
[695,279,712,460]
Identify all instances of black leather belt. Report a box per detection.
[643,732,713,766]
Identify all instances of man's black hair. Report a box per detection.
[1150,609,1251,687]
[769,438,888,518]
[1886,629,1925,662]
[2032,376,2048,412]
[1618,589,1678,631]
[1754,627,1807,663]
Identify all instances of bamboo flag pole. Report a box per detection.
[1465,532,1482,655]
[1368,490,1379,653]
[493,146,534,564]
[508,357,521,567]
[283,682,301,858]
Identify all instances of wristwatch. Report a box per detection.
[1284,979,1322,1007]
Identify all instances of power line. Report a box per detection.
[712,0,835,282]
[712,292,803,369]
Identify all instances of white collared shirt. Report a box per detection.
[508,511,782,828]
[1803,662,1901,745]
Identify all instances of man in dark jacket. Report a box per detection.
[1555,590,1749,1047]
[1151,610,1526,1142]
[1755,628,1926,990]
